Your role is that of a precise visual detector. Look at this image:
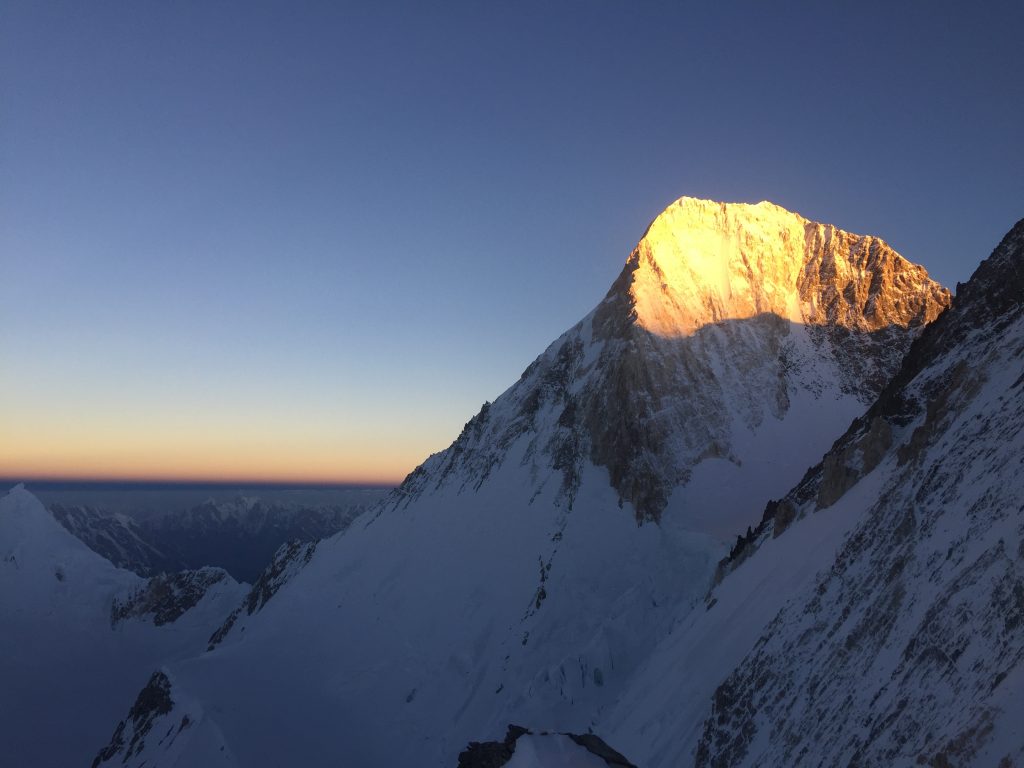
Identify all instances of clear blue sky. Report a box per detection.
[2,1,1022,482]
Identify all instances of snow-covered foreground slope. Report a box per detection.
[95,466,719,767]
[0,485,246,768]
[604,217,1024,766]
[94,197,949,767]
[600,464,889,765]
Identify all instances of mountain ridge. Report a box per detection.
[397,196,949,522]
[601,214,1024,767]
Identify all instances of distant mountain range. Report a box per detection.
[49,492,383,582]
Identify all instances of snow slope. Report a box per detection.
[604,217,1024,766]
[94,197,949,767]
[0,485,246,768]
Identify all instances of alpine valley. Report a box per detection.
[5,197,1023,767]
[48,492,382,582]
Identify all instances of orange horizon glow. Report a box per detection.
[1,469,402,486]
[0,448,412,486]
[0,420,437,488]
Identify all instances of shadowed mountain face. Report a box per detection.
[689,218,1024,767]
[595,217,1024,767]
[90,197,956,768]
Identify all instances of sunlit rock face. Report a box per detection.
[629,198,946,337]
[402,197,950,522]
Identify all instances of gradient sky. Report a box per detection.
[2,1,1023,484]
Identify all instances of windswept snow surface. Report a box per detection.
[601,470,886,765]
[141,463,722,766]
[0,486,245,768]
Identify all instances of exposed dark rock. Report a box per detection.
[243,539,317,615]
[817,415,893,508]
[92,671,174,767]
[112,567,229,627]
[207,539,317,650]
[566,733,638,767]
[457,724,636,768]
[457,724,528,768]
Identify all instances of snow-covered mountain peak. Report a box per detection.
[400,196,949,523]
[620,196,947,339]
[1,483,107,568]
[626,197,809,337]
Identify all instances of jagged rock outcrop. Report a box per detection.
[693,218,1024,767]
[457,724,637,768]
[91,672,176,767]
[398,198,948,522]
[207,539,317,650]
[92,670,231,768]
[111,567,234,627]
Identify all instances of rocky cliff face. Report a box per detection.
[691,219,1024,767]
[206,539,318,651]
[400,198,949,522]
[111,567,234,627]
[457,724,637,768]
[92,670,230,768]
